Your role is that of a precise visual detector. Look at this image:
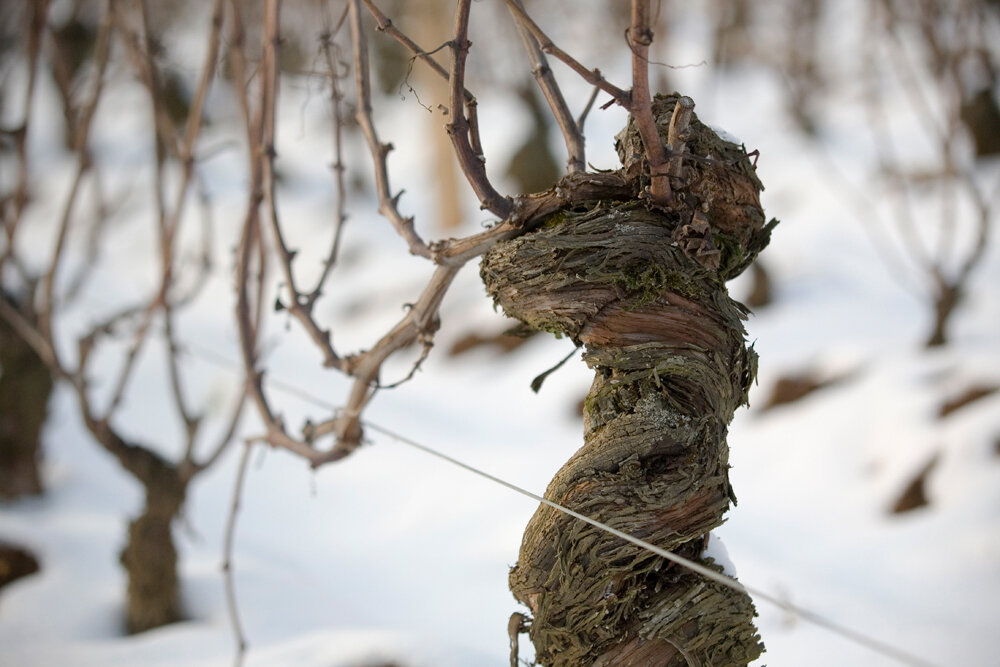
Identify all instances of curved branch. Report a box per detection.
[348,0,432,258]
[223,441,252,665]
[308,264,460,463]
[505,0,585,174]
[38,5,113,348]
[257,0,349,371]
[502,0,628,104]
[447,0,513,219]
[359,0,490,167]
[628,0,672,203]
[309,6,351,297]
[434,170,632,265]
[1,0,49,280]
[230,0,321,465]
[361,0,466,100]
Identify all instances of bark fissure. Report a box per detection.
[482,95,773,665]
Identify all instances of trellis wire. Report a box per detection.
[364,420,937,667]
[187,341,938,667]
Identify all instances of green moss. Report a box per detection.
[712,215,779,282]
[541,325,566,339]
[618,264,666,307]
[713,232,745,280]
[542,211,570,229]
[611,263,708,307]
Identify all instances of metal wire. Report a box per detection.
[364,420,938,667]
[185,341,940,667]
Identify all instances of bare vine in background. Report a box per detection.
[0,0,250,633]
[863,0,999,347]
[713,0,1000,347]
[234,0,771,664]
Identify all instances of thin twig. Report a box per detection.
[174,342,250,478]
[226,0,255,147]
[38,4,113,352]
[223,441,253,667]
[309,2,351,295]
[503,0,628,104]
[159,0,228,452]
[136,0,170,223]
[953,168,996,286]
[628,0,672,204]
[862,13,934,282]
[0,296,68,383]
[576,84,601,133]
[348,0,433,258]
[112,1,180,164]
[505,0,585,173]
[804,138,924,301]
[87,1,197,422]
[231,0,322,464]
[306,264,460,459]
[361,0,461,95]
[447,0,513,219]
[261,0,349,371]
[59,170,118,307]
[3,0,50,266]
[165,309,202,451]
[236,208,323,463]
[359,0,490,166]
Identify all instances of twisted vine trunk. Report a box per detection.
[483,95,774,665]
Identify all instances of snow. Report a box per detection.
[2,5,999,667]
[703,532,738,579]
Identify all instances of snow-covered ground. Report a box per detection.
[2,4,999,666]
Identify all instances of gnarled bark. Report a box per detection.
[482,95,774,665]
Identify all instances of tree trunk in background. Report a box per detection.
[120,465,186,634]
[122,477,186,637]
[925,278,960,348]
[0,294,53,499]
[482,95,774,665]
[0,538,40,590]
